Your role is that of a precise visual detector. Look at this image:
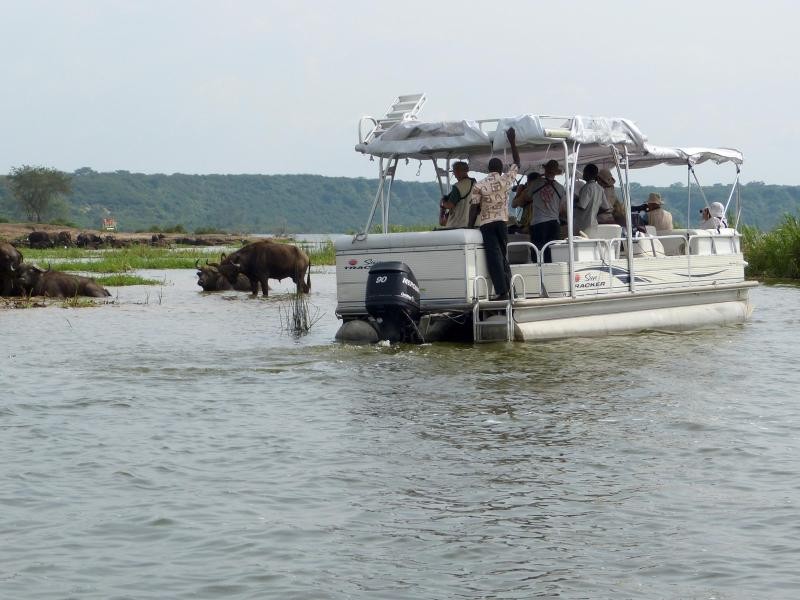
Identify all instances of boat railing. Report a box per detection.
[507,240,541,262]
[505,230,742,299]
[510,273,527,301]
[472,275,490,301]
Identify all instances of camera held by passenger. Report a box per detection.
[631,203,650,212]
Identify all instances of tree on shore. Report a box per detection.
[6,165,72,223]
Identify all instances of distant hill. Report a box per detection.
[0,169,798,233]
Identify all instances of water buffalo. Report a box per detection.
[55,231,73,247]
[29,231,54,249]
[219,241,310,297]
[15,264,111,298]
[0,242,24,296]
[76,233,104,248]
[195,259,254,292]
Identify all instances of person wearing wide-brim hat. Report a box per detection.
[645,192,673,231]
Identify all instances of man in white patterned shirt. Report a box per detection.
[468,128,520,301]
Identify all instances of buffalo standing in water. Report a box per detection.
[219,241,310,297]
[0,241,24,296]
[15,264,111,298]
[195,259,254,292]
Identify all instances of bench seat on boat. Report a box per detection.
[660,228,740,256]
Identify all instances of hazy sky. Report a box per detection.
[1,0,797,185]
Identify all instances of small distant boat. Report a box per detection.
[102,217,118,232]
[335,94,754,343]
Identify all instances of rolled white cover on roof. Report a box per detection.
[625,145,743,169]
[354,113,742,172]
[354,120,489,160]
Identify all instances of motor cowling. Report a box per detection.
[365,262,421,342]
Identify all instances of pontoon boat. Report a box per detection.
[334,94,755,343]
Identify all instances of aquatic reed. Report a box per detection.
[278,290,323,335]
[742,215,800,279]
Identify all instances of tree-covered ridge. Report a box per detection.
[0,169,797,233]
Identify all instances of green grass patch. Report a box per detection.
[23,240,337,272]
[38,246,219,272]
[24,247,98,260]
[94,274,163,286]
[304,241,335,266]
[742,215,800,279]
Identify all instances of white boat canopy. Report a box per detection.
[355,113,742,173]
[627,145,743,169]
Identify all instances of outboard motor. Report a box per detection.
[365,261,423,343]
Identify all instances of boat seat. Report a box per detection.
[631,236,665,257]
[593,224,622,260]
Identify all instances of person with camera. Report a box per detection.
[439,161,476,229]
[518,159,565,262]
[631,193,673,232]
[699,201,728,230]
[644,193,673,231]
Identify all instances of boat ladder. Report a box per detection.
[471,275,525,342]
[359,93,427,145]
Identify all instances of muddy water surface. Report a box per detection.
[1,271,799,599]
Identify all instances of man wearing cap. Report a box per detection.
[468,128,520,301]
[518,159,565,262]
[440,161,476,229]
[645,193,673,231]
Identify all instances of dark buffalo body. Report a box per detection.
[76,233,105,248]
[219,241,310,297]
[0,242,24,296]
[195,260,253,292]
[15,264,111,298]
[28,231,54,249]
[55,231,73,247]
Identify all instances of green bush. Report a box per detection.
[742,215,800,279]
[162,224,186,234]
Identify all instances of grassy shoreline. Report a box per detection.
[21,241,336,274]
[741,216,800,280]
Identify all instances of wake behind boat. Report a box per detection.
[335,94,755,343]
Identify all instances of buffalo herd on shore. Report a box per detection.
[0,236,311,301]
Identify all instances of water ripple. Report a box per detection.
[1,277,799,598]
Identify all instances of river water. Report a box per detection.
[1,271,799,599]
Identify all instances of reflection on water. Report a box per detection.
[2,273,799,599]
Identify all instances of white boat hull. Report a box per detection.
[334,230,755,343]
[509,285,753,341]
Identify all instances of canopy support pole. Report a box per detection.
[690,165,710,209]
[734,165,742,228]
[614,146,635,293]
[564,140,579,299]
[382,158,398,233]
[686,162,691,230]
[357,158,388,239]
[723,165,741,224]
